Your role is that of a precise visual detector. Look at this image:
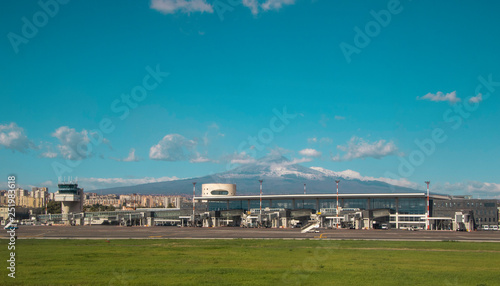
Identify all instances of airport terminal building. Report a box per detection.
[36,183,498,231]
[193,184,497,231]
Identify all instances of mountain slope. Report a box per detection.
[93,155,418,195]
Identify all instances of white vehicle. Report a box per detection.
[490,225,498,231]
[482,225,490,231]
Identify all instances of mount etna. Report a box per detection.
[94,155,418,195]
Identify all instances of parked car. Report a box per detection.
[490,225,498,231]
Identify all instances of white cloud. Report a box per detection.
[299,148,321,157]
[319,114,329,127]
[330,153,341,161]
[334,115,345,120]
[227,151,256,164]
[150,0,296,16]
[232,158,256,164]
[267,146,292,157]
[41,151,58,158]
[78,176,179,191]
[320,137,333,144]
[243,0,295,15]
[52,126,105,160]
[150,132,217,162]
[150,134,197,161]
[417,91,461,104]
[333,136,399,161]
[0,122,34,153]
[261,0,295,11]
[373,176,419,189]
[208,123,219,129]
[40,180,55,187]
[202,123,224,146]
[242,0,259,14]
[39,142,59,158]
[435,181,500,199]
[202,132,209,146]
[121,148,140,162]
[190,155,211,163]
[311,167,420,189]
[468,93,483,103]
[308,137,332,144]
[289,157,313,164]
[150,0,213,14]
[307,137,317,143]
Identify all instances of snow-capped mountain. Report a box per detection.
[94,155,419,195]
[219,155,325,180]
[310,167,418,189]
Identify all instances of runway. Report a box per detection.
[3,225,500,241]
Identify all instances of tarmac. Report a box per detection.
[3,225,500,242]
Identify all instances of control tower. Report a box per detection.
[55,181,84,224]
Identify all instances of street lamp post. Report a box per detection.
[425,181,430,230]
[335,180,340,229]
[192,182,196,227]
[259,180,263,225]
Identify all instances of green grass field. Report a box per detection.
[1,239,499,285]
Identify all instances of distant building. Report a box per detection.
[84,193,120,208]
[30,187,49,208]
[116,194,183,209]
[164,196,182,208]
[0,207,9,221]
[0,187,50,208]
[497,206,500,224]
[433,197,498,229]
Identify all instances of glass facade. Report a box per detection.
[209,201,227,211]
[398,198,426,214]
[295,199,317,209]
[343,199,368,209]
[58,183,79,194]
[248,199,271,209]
[206,196,428,213]
[229,200,244,210]
[319,199,337,209]
[272,200,294,209]
[371,198,396,210]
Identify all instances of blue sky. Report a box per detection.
[1,0,500,198]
